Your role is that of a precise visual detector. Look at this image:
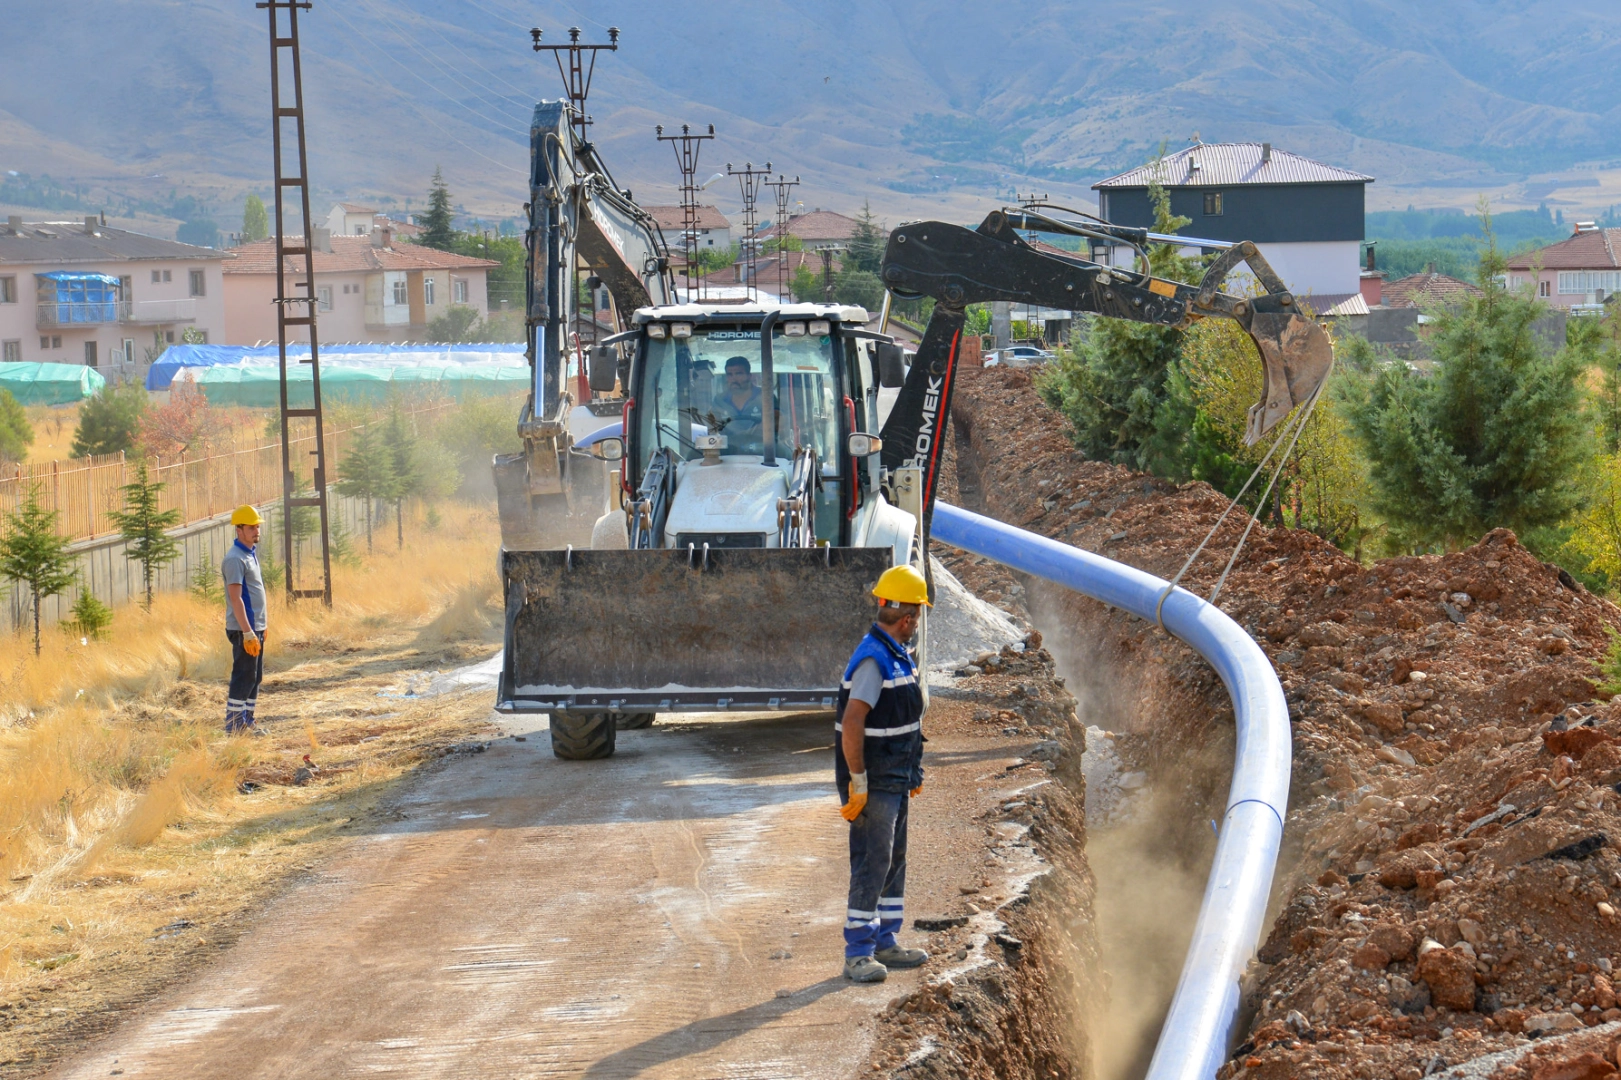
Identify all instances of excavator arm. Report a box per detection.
[877,208,1334,517]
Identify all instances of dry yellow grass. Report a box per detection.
[0,500,504,1054]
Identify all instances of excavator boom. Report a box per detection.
[877,209,1334,513]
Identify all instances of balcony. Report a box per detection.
[36,298,198,328]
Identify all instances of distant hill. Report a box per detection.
[6,1,1621,233]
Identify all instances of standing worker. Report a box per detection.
[222,505,267,734]
[835,564,931,983]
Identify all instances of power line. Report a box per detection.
[349,0,533,114]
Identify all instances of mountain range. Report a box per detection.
[5,1,1621,235]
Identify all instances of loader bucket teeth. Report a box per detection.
[1243,312,1334,445]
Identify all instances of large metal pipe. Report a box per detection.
[930,502,1290,1080]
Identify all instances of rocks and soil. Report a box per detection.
[945,366,1621,1078]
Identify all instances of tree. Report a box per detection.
[832,269,884,312]
[65,588,113,640]
[425,304,484,344]
[138,371,218,459]
[334,423,396,552]
[0,487,79,655]
[381,403,422,551]
[71,383,146,457]
[420,166,456,251]
[788,263,820,303]
[242,193,269,242]
[109,461,181,609]
[0,389,33,462]
[846,201,886,275]
[1036,163,1203,470]
[1340,210,1593,549]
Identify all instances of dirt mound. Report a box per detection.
[946,367,1621,1077]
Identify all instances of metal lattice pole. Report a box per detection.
[726,162,771,301]
[529,25,619,146]
[259,0,332,605]
[656,123,715,302]
[765,174,800,301]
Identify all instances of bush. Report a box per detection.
[72,384,146,457]
[0,388,33,462]
[64,589,113,640]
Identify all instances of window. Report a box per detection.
[424,277,436,306]
[2,341,19,362]
[122,338,135,365]
[0,276,15,303]
[51,336,60,348]
[391,278,407,305]
[317,285,333,312]
[40,336,49,350]
[162,269,172,283]
[1202,192,1223,216]
[189,269,206,297]
[151,270,161,284]
[1558,270,1621,295]
[165,330,175,343]
[1540,280,1551,297]
[453,278,468,304]
[84,340,97,367]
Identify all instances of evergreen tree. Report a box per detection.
[832,269,884,312]
[71,383,146,457]
[242,193,269,242]
[381,403,422,551]
[66,588,113,640]
[334,423,397,552]
[0,486,79,655]
[420,167,456,251]
[109,461,181,609]
[0,389,33,462]
[846,201,885,274]
[1341,212,1593,549]
[1036,167,1203,471]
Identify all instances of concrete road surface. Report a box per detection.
[47,712,917,1080]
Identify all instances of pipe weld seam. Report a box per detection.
[1225,797,1285,833]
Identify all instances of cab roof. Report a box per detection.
[632,302,869,325]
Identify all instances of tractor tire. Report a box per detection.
[617,712,655,730]
[549,711,616,759]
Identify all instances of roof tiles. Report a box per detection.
[0,222,229,266]
[1505,228,1621,271]
[1095,143,1373,189]
[222,235,497,275]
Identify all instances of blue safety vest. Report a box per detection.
[834,624,925,795]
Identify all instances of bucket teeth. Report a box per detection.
[1244,312,1334,445]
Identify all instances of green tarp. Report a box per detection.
[0,362,107,405]
[191,360,529,408]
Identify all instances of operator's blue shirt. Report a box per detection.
[221,539,266,632]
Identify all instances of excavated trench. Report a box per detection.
[916,382,1242,1080]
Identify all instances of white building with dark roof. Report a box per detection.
[643,205,733,251]
[1093,142,1374,304]
[0,215,229,378]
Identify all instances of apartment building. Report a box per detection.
[0,216,228,379]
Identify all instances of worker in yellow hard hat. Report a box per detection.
[834,562,931,983]
[222,505,267,734]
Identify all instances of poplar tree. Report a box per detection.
[334,423,396,553]
[0,487,79,655]
[242,193,269,242]
[110,461,181,609]
[420,167,456,251]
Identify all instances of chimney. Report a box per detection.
[6,215,20,235]
[1425,261,1436,275]
[311,226,332,253]
[372,226,392,249]
[1365,243,1376,272]
[83,215,98,235]
[1576,220,1598,235]
[1261,142,1272,164]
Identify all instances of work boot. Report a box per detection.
[843,955,888,983]
[874,944,928,969]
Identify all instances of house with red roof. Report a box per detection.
[643,205,733,252]
[1505,224,1621,310]
[222,227,497,344]
[755,210,869,252]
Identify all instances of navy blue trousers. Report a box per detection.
[844,790,908,958]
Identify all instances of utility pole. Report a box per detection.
[818,245,845,303]
[726,161,771,301]
[529,25,619,146]
[764,174,799,300]
[656,123,715,302]
[257,0,331,606]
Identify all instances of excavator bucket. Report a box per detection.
[1242,311,1335,445]
[496,547,895,714]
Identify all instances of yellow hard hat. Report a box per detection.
[873,564,931,607]
[231,504,263,526]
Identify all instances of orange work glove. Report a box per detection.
[244,634,262,657]
[910,783,923,798]
[841,771,868,822]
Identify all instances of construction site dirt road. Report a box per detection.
[31,690,1083,1080]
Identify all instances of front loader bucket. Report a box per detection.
[497,547,895,713]
[1243,311,1335,445]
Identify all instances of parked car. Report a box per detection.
[984,345,1054,368]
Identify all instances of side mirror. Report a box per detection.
[876,342,906,388]
[847,432,882,457]
[588,344,619,392]
[590,437,625,462]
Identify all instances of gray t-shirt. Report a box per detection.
[848,657,884,707]
[222,543,267,632]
